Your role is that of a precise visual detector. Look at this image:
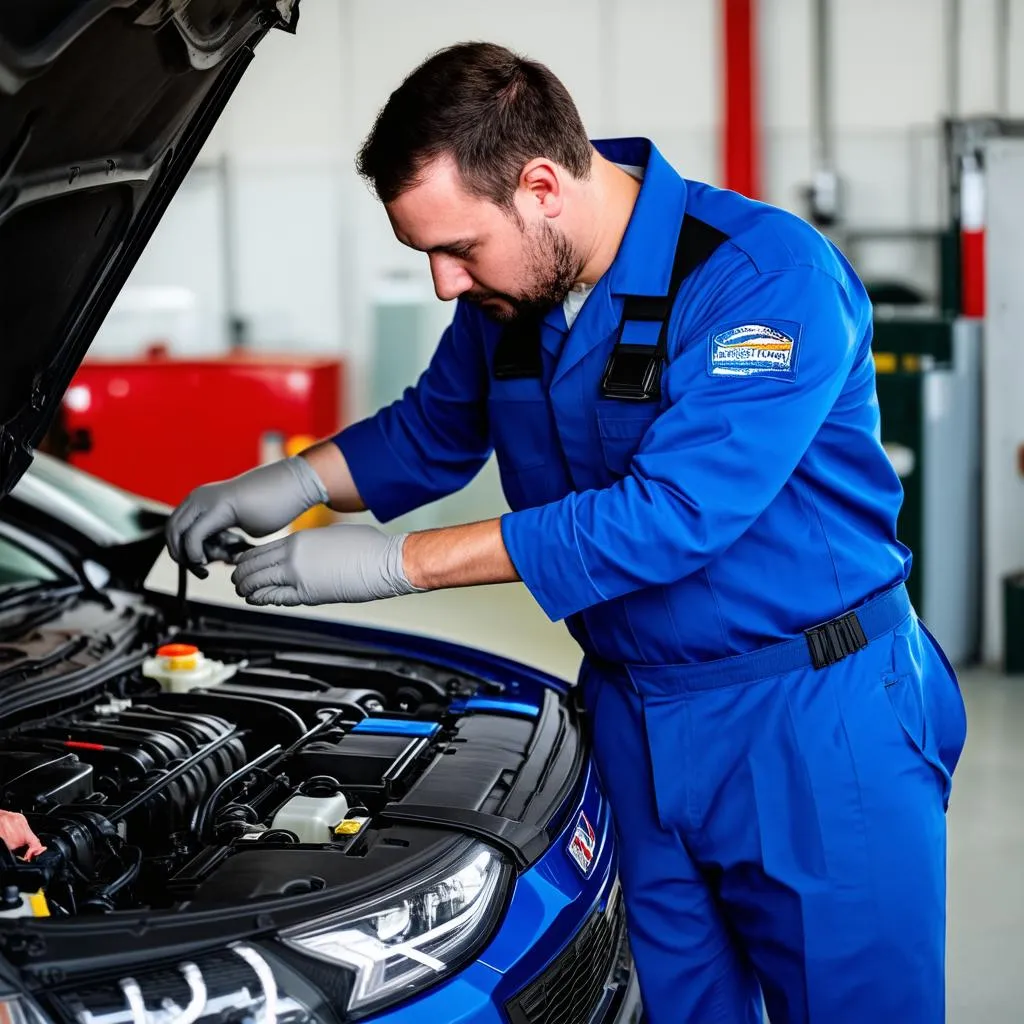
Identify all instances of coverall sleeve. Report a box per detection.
[501,262,870,622]
[333,301,492,523]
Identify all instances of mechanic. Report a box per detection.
[166,42,967,1023]
[0,810,44,860]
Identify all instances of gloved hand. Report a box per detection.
[166,457,329,573]
[230,523,425,606]
[0,810,45,860]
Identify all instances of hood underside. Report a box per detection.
[0,0,298,498]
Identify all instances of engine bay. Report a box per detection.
[0,603,579,919]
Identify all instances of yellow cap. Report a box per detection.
[28,890,49,917]
[334,820,363,836]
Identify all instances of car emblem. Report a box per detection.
[567,810,596,877]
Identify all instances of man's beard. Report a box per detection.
[467,222,583,325]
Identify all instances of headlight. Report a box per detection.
[281,841,512,1016]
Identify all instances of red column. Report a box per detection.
[722,0,761,199]
[960,154,985,317]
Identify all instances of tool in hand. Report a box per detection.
[175,530,253,626]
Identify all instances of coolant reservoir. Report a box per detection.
[271,792,350,844]
[142,643,239,694]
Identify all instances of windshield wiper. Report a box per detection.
[0,583,83,635]
[0,580,81,609]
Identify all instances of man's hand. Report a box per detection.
[230,523,424,606]
[0,810,45,860]
[166,456,329,574]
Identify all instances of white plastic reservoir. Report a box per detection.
[271,793,351,844]
[142,643,239,694]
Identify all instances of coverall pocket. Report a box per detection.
[487,388,551,471]
[595,405,658,477]
[881,616,967,809]
[487,390,561,511]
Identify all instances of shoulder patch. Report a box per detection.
[707,320,802,381]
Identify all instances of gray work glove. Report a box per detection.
[166,456,329,573]
[229,523,425,606]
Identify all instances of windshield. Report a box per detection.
[0,535,60,587]
[9,452,170,547]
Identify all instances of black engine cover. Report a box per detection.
[0,750,94,808]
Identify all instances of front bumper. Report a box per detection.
[368,758,641,1024]
[504,879,639,1024]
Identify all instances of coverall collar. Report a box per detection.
[546,136,689,381]
[594,136,689,297]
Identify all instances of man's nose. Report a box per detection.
[429,254,473,301]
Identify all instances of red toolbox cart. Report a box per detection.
[59,350,346,507]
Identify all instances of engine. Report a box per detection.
[0,632,536,917]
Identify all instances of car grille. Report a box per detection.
[41,943,321,1024]
[506,883,628,1024]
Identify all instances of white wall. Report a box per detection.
[120,0,1024,396]
[981,138,1024,666]
[97,0,1024,536]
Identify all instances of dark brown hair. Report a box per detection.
[356,41,593,211]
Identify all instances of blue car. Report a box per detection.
[0,4,642,1023]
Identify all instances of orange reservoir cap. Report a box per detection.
[156,643,200,670]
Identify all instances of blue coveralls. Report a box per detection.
[335,138,968,1023]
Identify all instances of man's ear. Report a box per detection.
[519,158,563,218]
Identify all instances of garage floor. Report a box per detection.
[148,553,1024,1022]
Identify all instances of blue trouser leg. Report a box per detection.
[583,612,967,1024]
[579,665,764,1023]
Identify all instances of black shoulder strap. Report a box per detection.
[492,214,729,392]
[492,313,543,380]
[601,214,728,401]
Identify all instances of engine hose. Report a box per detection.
[192,710,348,842]
[191,745,283,842]
[299,775,343,797]
[96,844,142,899]
[259,830,299,844]
[79,895,117,914]
[218,802,259,825]
[63,856,93,885]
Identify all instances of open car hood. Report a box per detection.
[0,0,299,498]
